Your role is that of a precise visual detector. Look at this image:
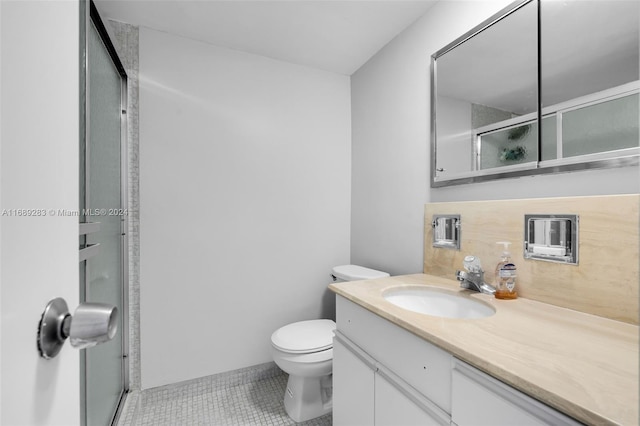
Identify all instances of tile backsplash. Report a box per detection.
[424,195,639,325]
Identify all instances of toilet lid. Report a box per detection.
[271,319,336,354]
[332,265,390,281]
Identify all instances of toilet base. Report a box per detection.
[283,373,333,422]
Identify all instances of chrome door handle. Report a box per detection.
[37,297,118,359]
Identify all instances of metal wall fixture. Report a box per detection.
[432,214,461,249]
[37,297,118,359]
[524,214,579,264]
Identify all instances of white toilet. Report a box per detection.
[271,265,390,422]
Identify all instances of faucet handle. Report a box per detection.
[463,255,482,273]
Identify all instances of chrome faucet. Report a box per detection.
[455,256,496,295]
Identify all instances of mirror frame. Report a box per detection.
[430,0,640,188]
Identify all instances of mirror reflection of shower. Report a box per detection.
[432,0,639,185]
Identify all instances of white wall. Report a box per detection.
[1,1,80,424]
[350,0,639,274]
[139,28,351,389]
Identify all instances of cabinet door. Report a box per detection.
[452,361,581,426]
[375,372,448,426]
[333,336,375,426]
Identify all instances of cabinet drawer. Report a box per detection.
[336,295,452,413]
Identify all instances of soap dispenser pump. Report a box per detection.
[494,242,517,299]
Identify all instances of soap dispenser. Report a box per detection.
[494,242,517,299]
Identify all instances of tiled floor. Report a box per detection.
[127,368,332,426]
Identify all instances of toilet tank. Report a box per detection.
[331,265,390,282]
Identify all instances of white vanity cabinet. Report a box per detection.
[333,332,449,426]
[334,295,451,426]
[333,295,581,426]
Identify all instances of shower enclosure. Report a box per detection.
[80,2,129,424]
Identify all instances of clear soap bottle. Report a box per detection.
[494,242,517,299]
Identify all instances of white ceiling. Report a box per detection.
[95,0,437,75]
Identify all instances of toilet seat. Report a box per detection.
[271,319,336,354]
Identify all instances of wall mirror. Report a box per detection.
[431,0,639,187]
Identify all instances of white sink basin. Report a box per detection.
[383,286,496,319]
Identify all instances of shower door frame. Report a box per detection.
[80,1,130,424]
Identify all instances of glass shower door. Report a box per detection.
[80,5,128,425]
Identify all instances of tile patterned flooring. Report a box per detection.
[121,364,332,426]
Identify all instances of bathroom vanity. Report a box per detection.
[329,274,639,426]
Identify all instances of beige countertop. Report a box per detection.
[329,273,639,426]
